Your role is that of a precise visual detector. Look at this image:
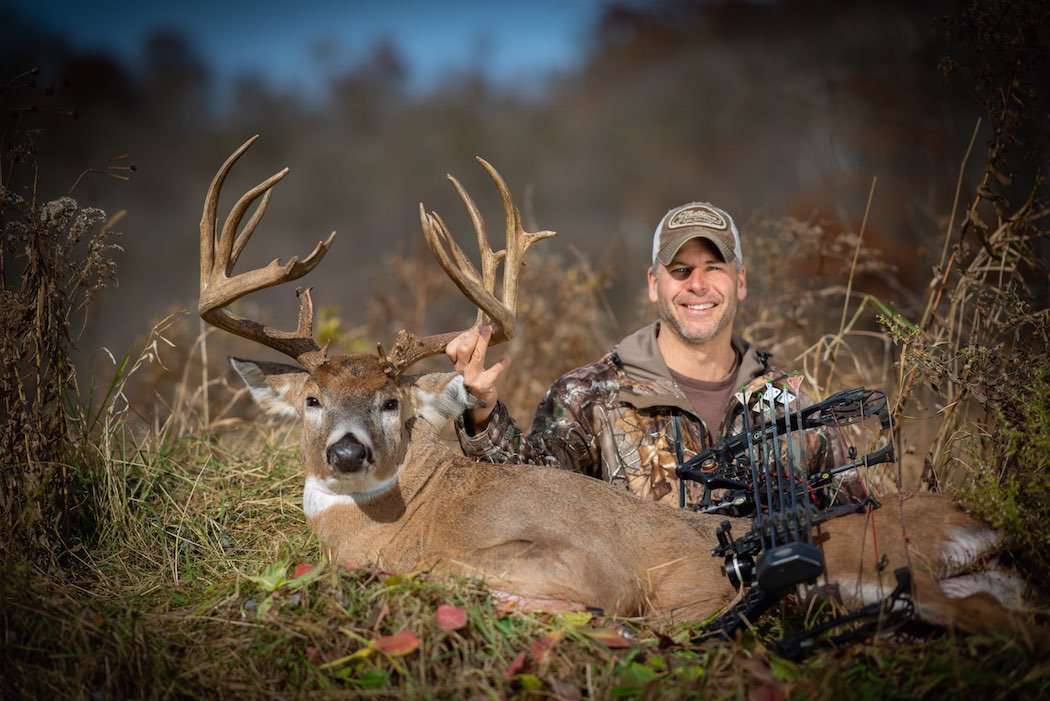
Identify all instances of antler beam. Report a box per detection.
[199,135,336,369]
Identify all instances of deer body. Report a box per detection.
[289,368,1017,625]
[305,420,738,617]
[201,137,1037,642]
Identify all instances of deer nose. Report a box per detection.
[326,434,372,473]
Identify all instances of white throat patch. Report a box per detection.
[302,473,400,518]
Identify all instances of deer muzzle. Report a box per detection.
[326,434,373,473]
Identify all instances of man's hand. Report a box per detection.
[445,325,511,431]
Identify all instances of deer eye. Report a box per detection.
[381,398,399,412]
[305,396,321,408]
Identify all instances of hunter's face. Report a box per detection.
[647,238,747,346]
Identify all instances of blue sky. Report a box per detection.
[13,0,609,94]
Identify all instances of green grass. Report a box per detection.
[3,423,1049,700]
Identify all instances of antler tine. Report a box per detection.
[201,135,259,292]
[428,210,482,289]
[420,205,512,333]
[447,174,506,303]
[230,185,273,268]
[219,167,288,276]
[198,136,336,369]
[475,157,556,323]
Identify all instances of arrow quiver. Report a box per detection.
[675,385,912,654]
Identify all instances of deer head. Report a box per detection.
[201,136,554,499]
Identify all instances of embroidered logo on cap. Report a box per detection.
[667,205,728,231]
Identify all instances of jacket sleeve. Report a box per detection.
[455,377,601,477]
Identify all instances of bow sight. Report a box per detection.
[674,385,909,653]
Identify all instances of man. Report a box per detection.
[446,202,850,507]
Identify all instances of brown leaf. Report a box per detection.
[435,603,468,631]
[530,629,565,666]
[504,650,528,680]
[373,629,421,656]
[582,627,633,649]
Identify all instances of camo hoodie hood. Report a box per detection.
[612,322,767,417]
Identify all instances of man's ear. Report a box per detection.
[229,357,310,418]
[409,372,480,426]
[647,265,659,304]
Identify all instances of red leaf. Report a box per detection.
[748,684,786,701]
[373,629,421,656]
[293,563,314,578]
[305,645,323,665]
[530,629,565,665]
[745,659,786,701]
[435,604,468,631]
[504,650,528,680]
[583,627,633,649]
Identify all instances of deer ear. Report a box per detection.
[229,357,310,418]
[410,372,479,426]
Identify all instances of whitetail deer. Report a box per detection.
[204,137,1037,644]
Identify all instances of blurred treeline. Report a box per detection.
[2,0,1041,374]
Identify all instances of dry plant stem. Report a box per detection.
[200,317,209,428]
[924,118,983,331]
[824,176,877,389]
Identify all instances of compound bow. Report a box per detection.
[674,385,913,656]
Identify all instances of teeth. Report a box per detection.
[686,303,715,311]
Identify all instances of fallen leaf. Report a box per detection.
[516,673,543,692]
[435,604,468,631]
[293,563,314,578]
[305,646,323,665]
[504,650,528,680]
[748,684,786,701]
[745,658,786,701]
[583,627,633,649]
[373,629,421,656]
[530,629,565,666]
[549,678,582,701]
[558,611,593,627]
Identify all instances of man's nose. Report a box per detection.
[684,268,709,291]
[326,434,373,473]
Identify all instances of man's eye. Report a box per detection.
[305,396,321,408]
[669,267,692,280]
[381,398,399,412]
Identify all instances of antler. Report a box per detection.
[383,157,556,374]
[199,135,336,369]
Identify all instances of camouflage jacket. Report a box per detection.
[456,321,853,508]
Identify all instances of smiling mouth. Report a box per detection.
[680,302,717,312]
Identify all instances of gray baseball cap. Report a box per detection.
[651,202,743,266]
